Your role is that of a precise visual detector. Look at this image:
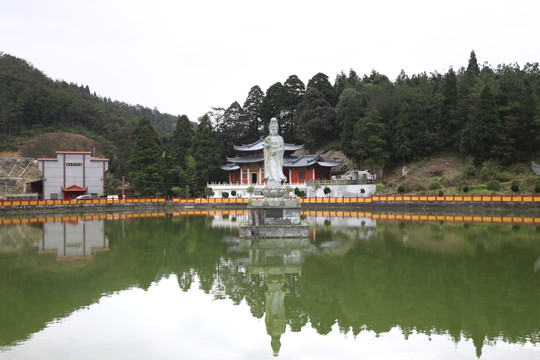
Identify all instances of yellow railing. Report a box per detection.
[0,197,168,207]
[1,194,538,208]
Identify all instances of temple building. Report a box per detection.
[209,138,341,198]
[38,151,109,199]
[220,138,341,185]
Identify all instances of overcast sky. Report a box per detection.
[2,0,539,122]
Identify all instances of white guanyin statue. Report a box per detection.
[264,117,287,188]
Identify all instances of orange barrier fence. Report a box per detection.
[172,197,249,204]
[301,194,539,203]
[1,194,539,207]
[0,197,168,207]
[1,210,538,226]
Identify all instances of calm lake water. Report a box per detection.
[1,210,539,359]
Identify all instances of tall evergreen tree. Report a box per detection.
[191,114,224,196]
[261,82,286,126]
[352,109,389,170]
[467,50,480,76]
[307,72,337,107]
[216,101,245,157]
[168,115,194,167]
[295,88,337,151]
[439,67,459,149]
[391,100,425,161]
[282,75,305,143]
[462,84,504,165]
[164,114,194,195]
[242,85,265,142]
[495,64,539,162]
[128,117,166,196]
[334,71,348,100]
[337,88,363,159]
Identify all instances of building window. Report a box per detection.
[298,171,305,180]
[50,193,58,199]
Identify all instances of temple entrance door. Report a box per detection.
[251,173,258,184]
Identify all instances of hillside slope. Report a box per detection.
[381,155,539,195]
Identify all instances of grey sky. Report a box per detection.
[2,0,539,122]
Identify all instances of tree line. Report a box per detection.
[2,51,540,197]
[213,51,540,169]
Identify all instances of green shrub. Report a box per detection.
[511,183,519,193]
[438,190,444,196]
[397,185,405,193]
[462,164,476,178]
[375,183,385,193]
[479,160,512,182]
[323,186,331,196]
[463,185,469,193]
[360,188,365,194]
[222,191,229,198]
[429,181,442,190]
[231,190,237,197]
[535,183,540,194]
[486,179,501,191]
[294,187,306,197]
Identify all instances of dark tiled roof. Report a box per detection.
[233,138,304,152]
[221,154,341,170]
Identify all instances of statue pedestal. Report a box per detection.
[239,197,309,239]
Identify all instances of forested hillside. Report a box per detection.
[214,51,540,169]
[0,53,178,173]
[1,51,539,197]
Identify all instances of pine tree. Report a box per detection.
[243,85,265,142]
[168,115,194,167]
[464,84,504,165]
[307,72,337,107]
[128,117,166,196]
[352,109,389,170]
[467,50,480,76]
[164,114,194,195]
[337,88,363,159]
[295,88,337,151]
[439,67,459,149]
[282,75,305,143]
[217,101,245,157]
[261,82,286,126]
[191,114,224,196]
[392,100,425,161]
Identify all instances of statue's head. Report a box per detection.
[269,118,279,135]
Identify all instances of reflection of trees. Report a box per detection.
[2,216,540,358]
[294,227,540,357]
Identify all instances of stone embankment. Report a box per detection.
[1,195,539,216]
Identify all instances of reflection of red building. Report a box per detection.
[220,138,341,185]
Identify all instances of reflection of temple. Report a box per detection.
[239,238,314,356]
[38,220,109,259]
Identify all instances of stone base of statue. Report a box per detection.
[239,184,309,240]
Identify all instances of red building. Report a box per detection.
[220,138,341,185]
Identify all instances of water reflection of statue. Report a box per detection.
[264,118,287,186]
[265,276,287,357]
[238,237,311,357]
